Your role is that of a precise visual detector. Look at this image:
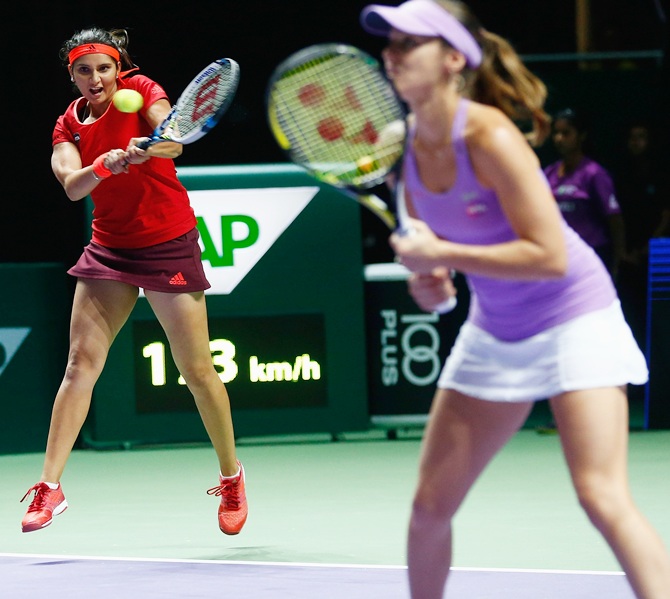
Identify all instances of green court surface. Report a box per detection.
[2,427,669,573]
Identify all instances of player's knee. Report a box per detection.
[177,360,218,390]
[65,344,107,381]
[411,488,459,527]
[574,478,628,529]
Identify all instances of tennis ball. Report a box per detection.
[357,156,375,173]
[113,89,144,113]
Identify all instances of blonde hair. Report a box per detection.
[434,0,551,147]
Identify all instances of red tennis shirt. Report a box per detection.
[52,74,197,249]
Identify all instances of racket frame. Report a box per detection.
[266,43,407,228]
[139,57,240,149]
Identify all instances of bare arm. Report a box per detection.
[51,98,183,202]
[125,98,183,160]
[51,142,102,202]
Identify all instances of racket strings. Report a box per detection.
[270,52,405,188]
[168,63,238,141]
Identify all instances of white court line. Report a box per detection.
[0,552,626,577]
[0,553,403,569]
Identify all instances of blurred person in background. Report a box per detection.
[616,120,670,355]
[544,108,626,280]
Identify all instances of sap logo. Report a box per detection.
[0,328,31,377]
[190,186,319,295]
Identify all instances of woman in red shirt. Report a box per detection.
[20,27,247,536]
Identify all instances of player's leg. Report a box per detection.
[144,289,237,474]
[145,289,246,534]
[21,278,138,532]
[550,387,670,599]
[407,389,533,599]
[42,278,139,482]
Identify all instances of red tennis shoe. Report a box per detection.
[20,482,68,533]
[206,461,248,535]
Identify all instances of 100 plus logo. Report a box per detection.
[189,186,319,295]
[379,310,442,387]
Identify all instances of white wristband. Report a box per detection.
[434,296,458,314]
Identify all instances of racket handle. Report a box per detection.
[433,296,457,314]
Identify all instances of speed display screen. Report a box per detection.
[133,313,327,414]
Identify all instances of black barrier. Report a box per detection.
[363,263,468,431]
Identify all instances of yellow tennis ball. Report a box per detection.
[113,89,144,113]
[357,156,375,173]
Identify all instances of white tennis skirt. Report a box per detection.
[437,300,648,402]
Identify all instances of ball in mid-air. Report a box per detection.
[113,89,144,113]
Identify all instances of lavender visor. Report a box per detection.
[360,0,482,68]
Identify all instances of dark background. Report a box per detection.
[3,0,668,267]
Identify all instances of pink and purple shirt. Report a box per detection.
[543,156,620,251]
[404,99,617,341]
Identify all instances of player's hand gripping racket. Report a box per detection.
[138,57,240,150]
[266,43,455,313]
[266,43,411,233]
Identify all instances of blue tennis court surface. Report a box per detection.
[0,553,634,598]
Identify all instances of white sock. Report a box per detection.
[44,482,59,489]
[220,467,240,480]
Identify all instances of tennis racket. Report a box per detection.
[266,43,456,313]
[266,43,410,233]
[138,57,240,150]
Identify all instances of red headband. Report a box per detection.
[68,43,120,65]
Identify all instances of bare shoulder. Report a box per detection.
[465,102,537,165]
[464,103,527,150]
[463,102,540,186]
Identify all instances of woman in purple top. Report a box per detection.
[544,108,627,277]
[360,1,670,598]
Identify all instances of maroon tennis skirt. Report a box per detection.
[68,228,211,293]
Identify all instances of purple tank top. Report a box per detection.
[404,99,617,341]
